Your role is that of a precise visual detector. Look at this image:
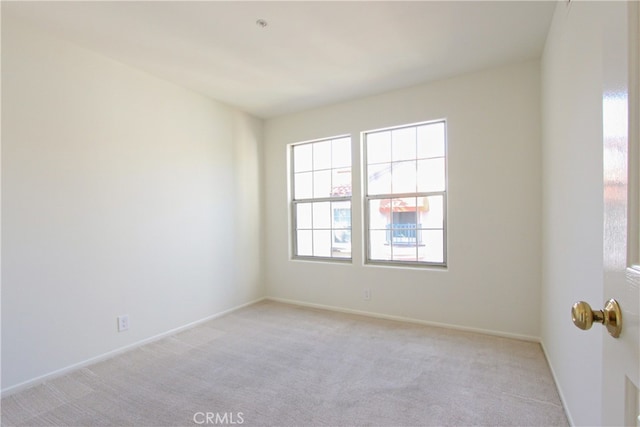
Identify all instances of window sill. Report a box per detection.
[364,260,448,271]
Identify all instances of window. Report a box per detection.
[364,121,447,266]
[291,136,352,260]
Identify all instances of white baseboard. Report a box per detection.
[0,297,267,397]
[2,295,542,398]
[266,296,541,343]
[540,340,574,426]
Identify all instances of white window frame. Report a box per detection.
[290,136,352,262]
[363,120,448,267]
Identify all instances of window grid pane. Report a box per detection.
[365,120,447,266]
[294,200,352,259]
[291,136,352,260]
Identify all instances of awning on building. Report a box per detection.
[378,197,430,213]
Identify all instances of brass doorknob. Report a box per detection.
[571,299,622,338]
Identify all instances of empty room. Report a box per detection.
[2,1,639,426]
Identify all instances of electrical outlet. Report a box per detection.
[117,315,130,332]
[364,289,371,301]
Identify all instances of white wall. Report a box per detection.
[540,2,605,425]
[263,60,542,339]
[1,17,263,391]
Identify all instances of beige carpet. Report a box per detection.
[2,300,567,426]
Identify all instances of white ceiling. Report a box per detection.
[3,1,557,118]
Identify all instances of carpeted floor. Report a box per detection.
[2,300,568,426]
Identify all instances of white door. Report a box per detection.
[601,1,640,425]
